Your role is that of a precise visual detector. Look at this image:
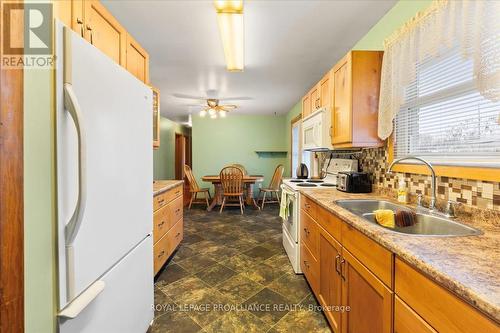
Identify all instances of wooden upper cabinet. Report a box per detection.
[126,34,150,84]
[341,249,393,333]
[302,94,311,118]
[332,51,383,148]
[319,71,331,108]
[84,0,126,65]
[318,228,342,332]
[310,85,320,112]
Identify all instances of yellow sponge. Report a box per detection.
[374,209,395,228]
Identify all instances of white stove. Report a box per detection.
[281,159,358,273]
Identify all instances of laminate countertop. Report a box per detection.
[153,180,183,196]
[299,188,500,323]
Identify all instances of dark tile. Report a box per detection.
[268,272,311,303]
[222,254,260,272]
[160,276,209,300]
[156,263,191,287]
[187,240,219,253]
[174,288,231,327]
[204,310,270,333]
[152,310,202,333]
[216,274,264,303]
[195,263,237,287]
[182,233,205,246]
[176,254,218,274]
[240,262,287,286]
[172,246,197,262]
[272,309,331,333]
[243,246,276,261]
[242,288,293,326]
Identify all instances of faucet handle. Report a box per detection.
[445,200,456,218]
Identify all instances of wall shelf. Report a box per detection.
[255,150,288,157]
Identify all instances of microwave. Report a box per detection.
[302,107,333,151]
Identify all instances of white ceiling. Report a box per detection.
[103,0,396,122]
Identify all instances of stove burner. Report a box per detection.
[289,179,304,183]
[307,179,324,183]
[296,183,318,187]
[320,183,336,187]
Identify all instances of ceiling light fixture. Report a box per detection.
[208,108,217,116]
[199,109,207,117]
[214,0,244,72]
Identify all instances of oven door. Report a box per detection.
[281,185,298,242]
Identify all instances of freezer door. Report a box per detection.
[59,236,154,333]
[56,24,153,307]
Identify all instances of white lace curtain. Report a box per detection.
[378,0,500,140]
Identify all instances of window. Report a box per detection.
[394,47,500,167]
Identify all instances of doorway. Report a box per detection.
[290,115,311,178]
[175,133,192,206]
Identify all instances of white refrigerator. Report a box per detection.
[55,23,153,333]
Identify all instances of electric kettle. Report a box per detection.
[296,163,309,179]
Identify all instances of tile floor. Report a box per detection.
[152,206,331,333]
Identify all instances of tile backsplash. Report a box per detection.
[358,147,500,211]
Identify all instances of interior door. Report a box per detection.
[56,26,152,306]
[341,249,393,333]
[175,133,186,180]
[319,230,342,332]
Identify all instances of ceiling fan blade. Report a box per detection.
[172,93,207,100]
[220,104,238,109]
[218,97,253,101]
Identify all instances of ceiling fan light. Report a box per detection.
[210,113,217,119]
[214,0,243,14]
[219,110,227,117]
[199,110,207,117]
[216,11,244,72]
[208,108,217,116]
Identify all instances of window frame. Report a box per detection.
[387,135,500,182]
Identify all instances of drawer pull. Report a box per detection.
[340,258,346,280]
[175,232,181,238]
[157,250,165,258]
[303,227,310,235]
[158,198,165,204]
[175,208,181,213]
[303,260,310,269]
[305,203,311,209]
[175,190,180,195]
[157,221,165,227]
[335,255,341,275]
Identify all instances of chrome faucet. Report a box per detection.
[387,156,436,212]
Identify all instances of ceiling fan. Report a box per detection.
[173,90,252,119]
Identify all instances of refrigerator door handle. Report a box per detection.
[63,82,87,246]
[58,280,105,319]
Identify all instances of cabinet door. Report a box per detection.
[310,86,319,111]
[152,87,160,148]
[126,34,150,83]
[84,0,126,65]
[319,72,331,108]
[302,94,311,118]
[318,229,342,332]
[341,249,393,333]
[332,58,352,145]
[394,296,437,333]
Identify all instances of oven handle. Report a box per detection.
[280,184,297,198]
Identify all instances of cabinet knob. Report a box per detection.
[76,18,84,37]
[86,25,93,44]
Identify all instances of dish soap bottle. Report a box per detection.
[397,176,408,203]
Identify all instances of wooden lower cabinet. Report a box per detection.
[318,229,342,332]
[341,249,393,333]
[300,241,319,294]
[394,296,437,333]
[153,185,183,275]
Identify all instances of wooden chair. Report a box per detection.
[219,166,245,214]
[259,164,284,210]
[231,163,248,175]
[184,165,211,209]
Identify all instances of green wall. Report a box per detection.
[24,70,56,332]
[192,115,287,194]
[153,116,190,180]
[353,0,432,50]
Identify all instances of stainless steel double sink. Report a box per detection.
[335,199,481,237]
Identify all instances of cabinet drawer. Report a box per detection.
[301,195,317,220]
[395,258,499,333]
[300,210,319,259]
[341,222,393,287]
[316,205,342,242]
[300,241,319,295]
[154,185,182,211]
[153,195,183,243]
[395,296,436,333]
[154,219,183,275]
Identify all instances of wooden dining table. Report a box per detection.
[202,174,265,211]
